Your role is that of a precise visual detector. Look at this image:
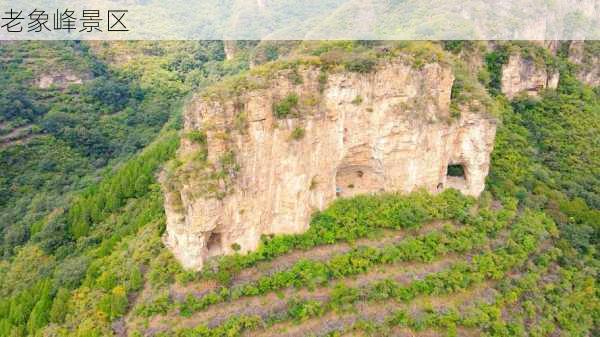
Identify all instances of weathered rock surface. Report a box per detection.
[568,40,600,87]
[162,60,497,270]
[36,71,89,89]
[501,54,559,99]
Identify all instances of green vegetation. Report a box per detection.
[351,95,363,105]
[487,66,600,258]
[0,132,179,337]
[198,189,474,285]
[158,206,560,337]
[273,93,299,118]
[0,40,254,337]
[0,41,247,259]
[184,130,207,144]
[290,127,305,140]
[484,47,510,95]
[67,134,179,239]
[343,55,377,73]
[447,164,465,177]
[202,41,451,101]
[175,207,509,317]
[483,42,558,96]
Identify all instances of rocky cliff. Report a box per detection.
[501,53,559,99]
[162,58,497,270]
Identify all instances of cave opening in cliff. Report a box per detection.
[206,232,222,255]
[447,164,465,177]
[335,165,384,198]
[446,163,467,191]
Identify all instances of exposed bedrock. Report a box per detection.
[162,59,497,270]
[501,53,559,99]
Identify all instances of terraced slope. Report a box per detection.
[121,191,595,337]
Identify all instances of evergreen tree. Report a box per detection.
[49,288,70,324]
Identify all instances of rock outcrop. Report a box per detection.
[162,59,497,270]
[36,71,90,89]
[501,53,559,99]
[568,40,600,87]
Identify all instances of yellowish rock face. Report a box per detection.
[162,59,497,270]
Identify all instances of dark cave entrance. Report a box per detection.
[447,164,465,178]
[206,232,222,255]
[446,163,467,191]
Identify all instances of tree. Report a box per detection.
[88,78,131,112]
[49,288,70,324]
[98,286,128,321]
[52,256,89,289]
[27,285,52,334]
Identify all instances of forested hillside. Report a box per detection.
[0,40,249,258]
[0,41,598,337]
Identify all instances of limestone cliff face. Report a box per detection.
[162,60,497,270]
[501,54,559,99]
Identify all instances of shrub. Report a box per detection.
[443,41,467,54]
[318,70,328,92]
[287,298,324,322]
[49,288,70,324]
[344,55,377,73]
[351,95,363,105]
[273,94,299,118]
[484,47,510,95]
[52,256,89,289]
[329,283,360,312]
[97,286,129,321]
[88,77,131,111]
[290,127,305,140]
[135,293,173,317]
[184,130,207,144]
[288,68,303,85]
